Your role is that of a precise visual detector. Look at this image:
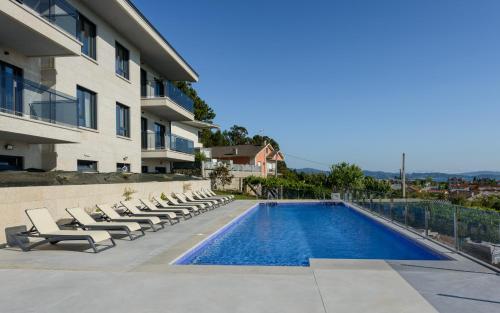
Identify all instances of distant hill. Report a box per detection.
[293,168,500,181]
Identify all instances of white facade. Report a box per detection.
[0,0,204,173]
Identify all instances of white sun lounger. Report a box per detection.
[203,188,234,200]
[120,201,179,225]
[140,198,192,220]
[183,193,219,208]
[96,204,166,232]
[186,192,220,206]
[151,196,200,216]
[175,193,215,210]
[14,208,115,253]
[164,194,207,212]
[66,208,145,241]
[193,190,227,204]
[200,189,233,202]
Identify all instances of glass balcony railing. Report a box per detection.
[18,0,78,38]
[0,72,78,128]
[171,134,195,154]
[141,132,194,155]
[141,80,194,114]
[166,82,194,113]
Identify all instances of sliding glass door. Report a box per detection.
[0,61,23,115]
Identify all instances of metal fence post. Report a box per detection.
[453,206,459,251]
[404,202,408,228]
[424,202,429,237]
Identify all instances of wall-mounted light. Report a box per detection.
[123,156,129,161]
[4,144,14,150]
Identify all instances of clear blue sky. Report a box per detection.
[133,0,500,173]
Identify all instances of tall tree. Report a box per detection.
[225,125,250,145]
[250,135,280,150]
[329,162,364,194]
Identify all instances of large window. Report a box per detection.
[77,160,98,173]
[76,86,97,129]
[116,103,130,137]
[154,123,166,149]
[115,41,129,79]
[78,13,96,60]
[116,163,131,173]
[153,78,165,97]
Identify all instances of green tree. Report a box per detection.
[250,135,280,150]
[209,165,234,190]
[329,162,364,195]
[224,125,250,145]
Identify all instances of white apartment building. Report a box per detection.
[0,0,212,174]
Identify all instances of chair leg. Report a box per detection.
[88,238,98,253]
[149,221,158,232]
[125,228,134,241]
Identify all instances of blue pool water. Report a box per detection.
[176,203,448,266]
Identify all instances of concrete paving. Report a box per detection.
[0,200,498,313]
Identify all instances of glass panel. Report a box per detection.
[458,206,500,267]
[171,134,194,154]
[166,81,194,113]
[1,71,77,127]
[21,0,78,38]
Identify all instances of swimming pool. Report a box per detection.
[175,202,449,266]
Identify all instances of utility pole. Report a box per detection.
[402,153,406,198]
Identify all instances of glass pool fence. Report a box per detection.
[350,193,500,269]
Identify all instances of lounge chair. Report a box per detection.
[203,188,234,200]
[193,190,228,204]
[66,207,145,241]
[14,208,115,253]
[152,196,200,216]
[175,193,215,210]
[140,198,192,220]
[164,194,207,212]
[120,200,180,225]
[96,204,166,232]
[183,193,219,208]
[201,189,233,202]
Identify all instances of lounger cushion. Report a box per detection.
[85,221,141,232]
[46,230,111,243]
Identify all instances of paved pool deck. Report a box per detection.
[0,200,498,313]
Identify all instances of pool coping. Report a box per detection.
[170,200,463,267]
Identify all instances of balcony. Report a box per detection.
[141,81,195,121]
[141,132,194,162]
[0,72,80,144]
[0,0,81,56]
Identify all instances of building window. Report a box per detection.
[116,103,130,137]
[140,68,147,97]
[77,160,98,173]
[155,167,166,174]
[154,78,165,97]
[78,14,96,60]
[141,165,148,173]
[154,123,166,149]
[76,86,97,129]
[115,41,129,79]
[0,155,23,171]
[117,163,130,172]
